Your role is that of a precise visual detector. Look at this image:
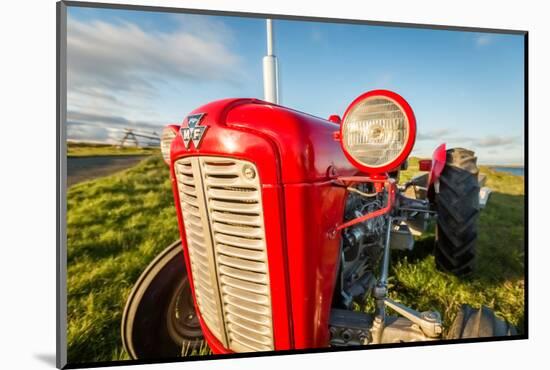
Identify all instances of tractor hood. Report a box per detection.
[169,98,357,184]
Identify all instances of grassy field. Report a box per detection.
[66,155,524,364]
[67,156,178,363]
[381,158,525,330]
[68,142,159,157]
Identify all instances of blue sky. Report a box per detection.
[66,7,525,164]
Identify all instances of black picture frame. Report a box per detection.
[56,1,528,368]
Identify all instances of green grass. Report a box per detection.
[379,158,525,331]
[67,155,179,363]
[66,155,524,363]
[68,142,159,157]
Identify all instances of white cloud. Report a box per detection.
[66,15,244,143]
[417,128,520,148]
[417,128,454,141]
[473,135,519,147]
[67,110,165,144]
[67,16,242,93]
[413,128,522,164]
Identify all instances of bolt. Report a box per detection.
[422,311,440,321]
[341,329,352,341]
[243,165,256,180]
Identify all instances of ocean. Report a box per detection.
[491,167,524,176]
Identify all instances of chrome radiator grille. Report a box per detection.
[174,157,274,352]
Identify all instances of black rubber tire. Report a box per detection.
[121,240,205,359]
[435,148,480,276]
[446,304,517,339]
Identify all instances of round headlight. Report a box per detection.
[160,126,177,164]
[340,90,416,173]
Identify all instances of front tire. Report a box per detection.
[435,148,480,276]
[121,240,205,359]
[446,304,517,339]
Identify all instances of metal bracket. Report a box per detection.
[433,179,440,194]
[479,186,492,209]
[384,298,442,338]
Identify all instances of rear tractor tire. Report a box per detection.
[435,148,480,276]
[446,304,517,339]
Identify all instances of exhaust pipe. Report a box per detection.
[263,19,279,104]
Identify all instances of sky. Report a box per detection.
[66,7,525,165]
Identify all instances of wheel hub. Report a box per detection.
[167,277,203,344]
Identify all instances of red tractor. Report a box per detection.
[121,89,515,359]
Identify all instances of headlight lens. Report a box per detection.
[160,126,177,164]
[341,93,414,171]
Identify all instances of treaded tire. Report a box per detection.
[435,148,480,276]
[446,304,517,339]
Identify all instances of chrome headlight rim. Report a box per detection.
[160,126,178,164]
[340,89,417,174]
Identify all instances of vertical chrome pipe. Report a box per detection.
[263,19,279,104]
[266,19,274,56]
[372,216,394,344]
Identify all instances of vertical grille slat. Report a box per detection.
[175,157,224,343]
[174,156,274,352]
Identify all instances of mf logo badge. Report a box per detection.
[181,113,208,149]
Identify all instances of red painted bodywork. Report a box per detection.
[165,91,432,354]
[418,159,432,172]
[428,143,447,186]
[328,114,342,124]
[167,98,358,353]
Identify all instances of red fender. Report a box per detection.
[428,143,447,186]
